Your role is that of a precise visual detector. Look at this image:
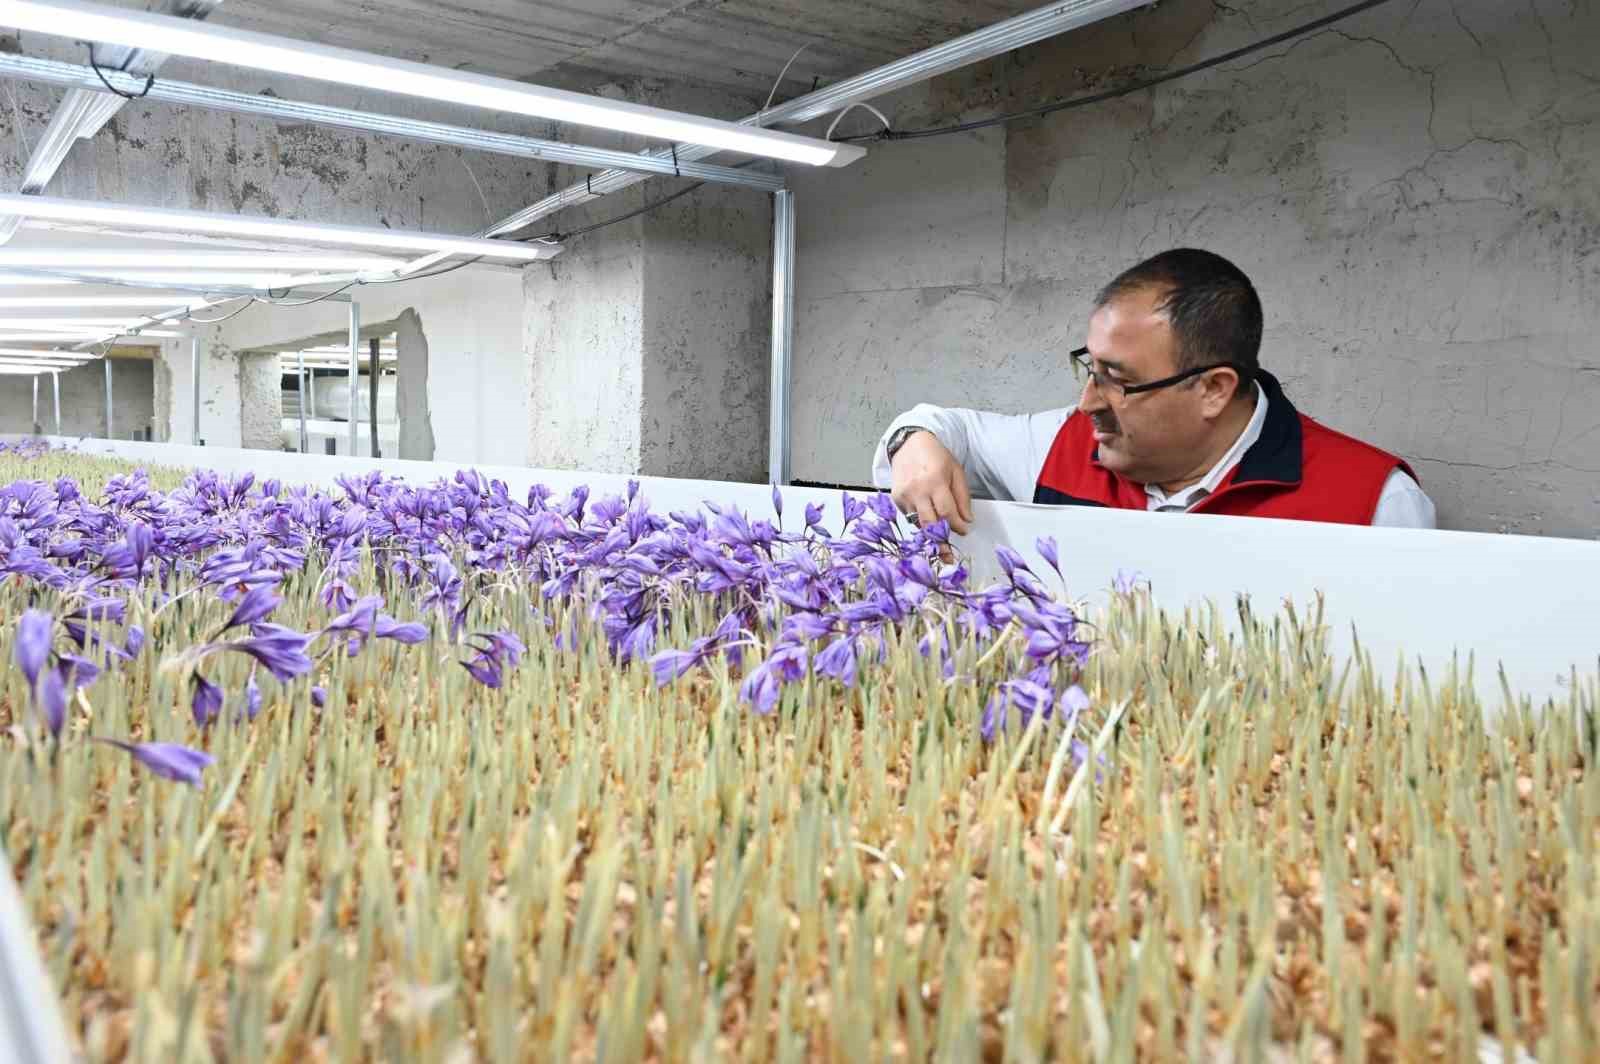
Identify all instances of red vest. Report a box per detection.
[1033,371,1416,525]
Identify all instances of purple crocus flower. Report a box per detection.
[994,545,1032,580]
[37,668,68,736]
[461,655,502,688]
[1036,536,1061,575]
[191,675,224,727]
[242,675,263,721]
[219,624,314,681]
[814,635,858,687]
[15,608,52,688]
[96,738,214,785]
[224,585,282,631]
[310,685,327,708]
[374,616,428,644]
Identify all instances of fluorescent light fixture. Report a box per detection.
[0,357,90,368]
[0,318,161,327]
[0,347,90,358]
[0,330,181,340]
[0,271,304,288]
[0,251,405,270]
[0,0,866,168]
[0,195,563,262]
[0,296,204,308]
[0,365,64,374]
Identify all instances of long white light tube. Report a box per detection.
[0,318,171,327]
[0,330,182,340]
[0,251,404,270]
[0,272,304,288]
[0,195,562,261]
[0,357,90,368]
[0,0,865,168]
[0,346,95,357]
[0,296,206,308]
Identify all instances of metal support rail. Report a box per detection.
[768,191,795,485]
[347,302,360,455]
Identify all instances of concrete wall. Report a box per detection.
[523,77,774,480]
[0,359,154,439]
[786,0,1600,538]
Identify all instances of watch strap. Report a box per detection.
[886,425,929,463]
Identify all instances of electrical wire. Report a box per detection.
[824,102,892,142]
[841,0,1397,143]
[531,182,708,244]
[763,42,818,113]
[181,298,257,325]
[83,43,156,100]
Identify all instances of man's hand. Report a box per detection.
[889,431,975,535]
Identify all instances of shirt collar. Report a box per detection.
[1144,382,1267,509]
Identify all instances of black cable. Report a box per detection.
[83,43,156,100]
[260,255,488,306]
[182,298,258,325]
[843,0,1396,143]
[535,181,708,244]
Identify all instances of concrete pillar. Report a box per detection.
[155,330,242,448]
[394,307,435,461]
[523,181,772,480]
[237,351,283,450]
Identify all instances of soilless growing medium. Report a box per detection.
[0,441,1596,1062]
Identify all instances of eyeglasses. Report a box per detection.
[1069,347,1251,398]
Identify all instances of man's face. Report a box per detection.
[1077,287,1217,486]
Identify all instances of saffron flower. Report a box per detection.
[95,738,214,786]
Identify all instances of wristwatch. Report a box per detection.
[885,425,930,463]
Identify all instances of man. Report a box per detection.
[874,248,1435,532]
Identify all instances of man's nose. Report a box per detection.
[1078,373,1108,412]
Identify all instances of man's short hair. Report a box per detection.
[1094,248,1263,376]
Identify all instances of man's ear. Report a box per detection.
[1198,367,1241,419]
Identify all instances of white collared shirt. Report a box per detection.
[1142,382,1269,512]
[871,387,1437,528]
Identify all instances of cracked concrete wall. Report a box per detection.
[524,213,645,474]
[787,0,1600,538]
[522,179,772,479]
[0,359,154,439]
[639,184,772,482]
[524,77,772,479]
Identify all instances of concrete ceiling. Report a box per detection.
[118,0,1051,99]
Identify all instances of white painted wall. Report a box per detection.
[210,266,528,466]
